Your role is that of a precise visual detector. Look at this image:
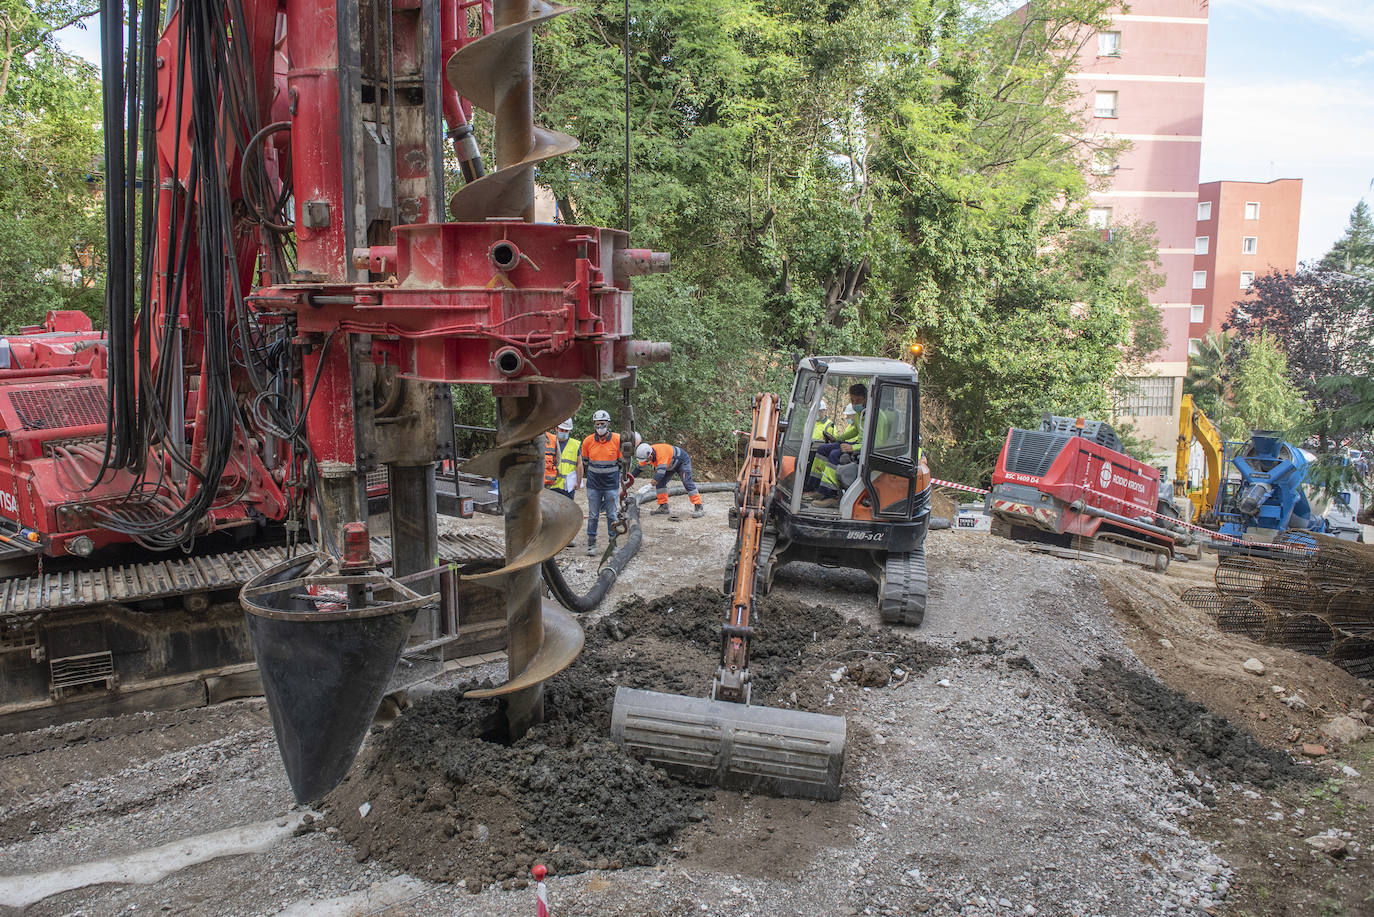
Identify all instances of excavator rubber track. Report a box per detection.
[879,546,927,627]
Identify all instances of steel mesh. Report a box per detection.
[1269,613,1335,657]
[1180,586,1226,614]
[1215,598,1274,642]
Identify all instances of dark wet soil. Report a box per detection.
[1076,657,1315,789]
[325,586,946,890]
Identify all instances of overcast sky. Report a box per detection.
[58,0,1372,262]
[1203,0,1374,263]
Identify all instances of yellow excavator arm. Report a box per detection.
[1176,394,1224,522]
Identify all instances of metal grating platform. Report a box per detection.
[0,532,503,619]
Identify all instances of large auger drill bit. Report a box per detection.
[449,0,584,738]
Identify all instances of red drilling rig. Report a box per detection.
[0,0,666,801]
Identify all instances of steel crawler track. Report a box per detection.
[0,534,503,621]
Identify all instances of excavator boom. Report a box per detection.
[611,393,846,801]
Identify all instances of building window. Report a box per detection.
[1242,236,1258,254]
[1192,270,1207,290]
[1190,303,1204,323]
[1090,151,1114,175]
[1245,201,1260,220]
[1088,207,1112,229]
[1240,271,1255,289]
[1117,376,1175,417]
[1197,201,1212,221]
[1188,339,1202,357]
[1094,91,1118,118]
[1195,236,1209,255]
[1098,31,1121,56]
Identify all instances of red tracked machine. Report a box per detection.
[986,415,1186,572]
[0,0,667,800]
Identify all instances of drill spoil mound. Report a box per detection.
[325,586,946,889]
[1076,657,1313,789]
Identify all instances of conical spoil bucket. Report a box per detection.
[241,554,437,803]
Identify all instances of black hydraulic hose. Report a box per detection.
[542,482,739,613]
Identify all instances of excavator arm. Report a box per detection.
[1177,394,1225,523]
[713,392,780,704]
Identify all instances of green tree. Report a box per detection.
[1221,332,1311,441]
[1183,329,1235,418]
[1318,199,1374,274]
[0,31,104,331]
[531,0,1166,470]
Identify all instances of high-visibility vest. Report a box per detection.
[552,437,581,489]
[543,432,558,485]
[580,432,622,488]
[836,406,864,443]
[811,419,836,441]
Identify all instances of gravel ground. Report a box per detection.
[0,495,1366,916]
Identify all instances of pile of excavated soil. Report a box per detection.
[326,586,945,891]
[1075,657,1314,789]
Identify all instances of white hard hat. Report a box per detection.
[557,418,574,433]
[636,443,655,462]
[633,432,642,446]
[843,404,856,416]
[819,398,828,412]
[592,409,611,424]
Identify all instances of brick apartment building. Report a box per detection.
[1190,179,1303,341]
[1072,0,1208,475]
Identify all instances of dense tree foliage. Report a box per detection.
[1183,330,1234,420]
[0,2,103,331]
[1227,268,1374,450]
[1222,332,1311,441]
[1318,199,1374,274]
[531,0,1164,478]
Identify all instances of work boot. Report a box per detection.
[812,496,839,508]
[692,504,705,517]
[651,504,670,516]
[585,541,596,556]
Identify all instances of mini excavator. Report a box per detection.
[0,0,671,802]
[612,391,848,802]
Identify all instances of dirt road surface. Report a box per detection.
[1,493,1370,916]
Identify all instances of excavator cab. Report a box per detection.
[761,356,932,626]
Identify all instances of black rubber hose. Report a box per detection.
[542,482,739,613]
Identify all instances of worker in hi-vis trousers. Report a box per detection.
[633,442,704,516]
[580,410,621,555]
[547,418,580,497]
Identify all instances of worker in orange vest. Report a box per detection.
[633,441,704,517]
[579,410,621,555]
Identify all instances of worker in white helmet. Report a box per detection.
[579,409,621,554]
[548,418,581,498]
[632,441,703,516]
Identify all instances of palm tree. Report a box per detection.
[1184,330,1234,416]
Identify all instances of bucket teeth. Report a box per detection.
[465,599,584,698]
[445,1,579,221]
[466,488,580,582]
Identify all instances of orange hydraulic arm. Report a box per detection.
[713,392,780,705]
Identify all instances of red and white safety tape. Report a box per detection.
[931,477,988,495]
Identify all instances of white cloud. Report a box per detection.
[1201,78,1374,261]
[1210,0,1374,40]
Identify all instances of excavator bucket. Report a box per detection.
[610,686,846,802]
[241,556,437,804]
